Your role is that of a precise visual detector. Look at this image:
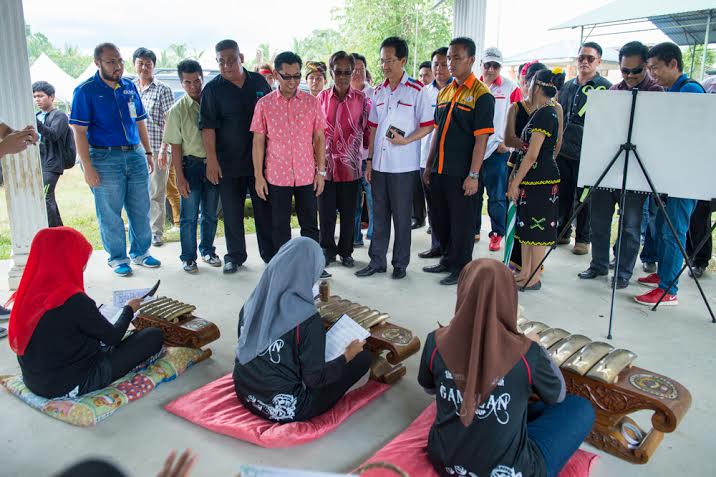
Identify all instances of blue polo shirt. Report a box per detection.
[669,73,706,93]
[69,71,147,146]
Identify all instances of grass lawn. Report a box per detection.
[0,167,297,260]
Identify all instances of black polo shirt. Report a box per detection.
[431,73,495,178]
[199,69,271,177]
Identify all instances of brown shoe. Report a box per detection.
[474,234,481,242]
[572,242,590,255]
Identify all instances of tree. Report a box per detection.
[292,29,345,65]
[25,25,92,78]
[682,45,716,77]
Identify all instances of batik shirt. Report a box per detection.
[418,331,565,477]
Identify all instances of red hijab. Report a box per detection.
[6,227,93,356]
[435,259,532,426]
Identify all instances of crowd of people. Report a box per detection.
[0,29,713,477]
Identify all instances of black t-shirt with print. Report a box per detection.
[517,105,560,184]
[232,311,346,422]
[418,331,565,477]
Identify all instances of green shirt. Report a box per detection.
[163,94,206,158]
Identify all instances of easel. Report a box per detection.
[520,89,715,338]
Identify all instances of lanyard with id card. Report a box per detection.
[128,100,138,119]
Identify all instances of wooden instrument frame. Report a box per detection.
[134,305,220,350]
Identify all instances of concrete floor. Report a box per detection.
[0,221,713,476]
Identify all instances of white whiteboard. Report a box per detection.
[578,90,716,201]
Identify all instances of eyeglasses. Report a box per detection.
[483,62,501,70]
[333,69,353,77]
[620,66,644,76]
[101,59,124,67]
[217,58,239,67]
[578,55,597,64]
[277,72,302,82]
[379,58,399,66]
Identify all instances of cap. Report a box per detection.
[482,47,503,65]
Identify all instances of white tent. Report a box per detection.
[30,53,77,104]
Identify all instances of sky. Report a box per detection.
[23,0,672,61]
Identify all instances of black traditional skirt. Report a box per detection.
[515,182,560,246]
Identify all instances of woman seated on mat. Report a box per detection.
[233,237,372,423]
[8,227,164,399]
[418,258,594,477]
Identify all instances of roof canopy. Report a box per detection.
[503,40,619,66]
[552,0,716,46]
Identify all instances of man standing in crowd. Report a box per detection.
[418,47,451,260]
[355,36,434,280]
[350,52,374,247]
[33,81,73,227]
[411,60,434,230]
[251,51,330,278]
[635,42,705,306]
[70,42,160,277]
[475,47,522,250]
[557,42,612,255]
[579,41,662,289]
[164,60,221,274]
[200,39,274,274]
[318,51,371,269]
[423,37,495,285]
[132,47,179,247]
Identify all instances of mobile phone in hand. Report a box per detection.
[386,125,405,139]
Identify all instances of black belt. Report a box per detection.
[90,145,139,151]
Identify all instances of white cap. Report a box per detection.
[482,47,503,65]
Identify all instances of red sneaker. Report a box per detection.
[489,234,503,252]
[634,288,678,306]
[637,273,660,288]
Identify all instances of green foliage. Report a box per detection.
[292,29,345,65]
[26,26,93,78]
[154,43,205,69]
[682,45,716,77]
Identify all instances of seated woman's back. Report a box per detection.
[419,331,563,477]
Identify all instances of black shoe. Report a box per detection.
[611,277,629,289]
[439,272,460,285]
[324,253,336,267]
[182,260,198,274]
[423,263,449,273]
[518,281,542,291]
[642,262,657,273]
[426,227,432,235]
[418,248,442,259]
[341,256,355,268]
[223,261,238,274]
[411,219,424,229]
[578,268,608,279]
[392,267,406,279]
[321,269,332,278]
[558,236,571,245]
[609,258,616,269]
[688,265,705,279]
[355,265,386,277]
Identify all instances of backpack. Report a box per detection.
[60,120,77,170]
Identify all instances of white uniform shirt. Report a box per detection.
[482,75,522,159]
[419,80,442,168]
[368,72,435,173]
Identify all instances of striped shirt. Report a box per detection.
[134,78,174,153]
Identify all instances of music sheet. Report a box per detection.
[324,314,370,362]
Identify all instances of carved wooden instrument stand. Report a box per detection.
[133,297,221,350]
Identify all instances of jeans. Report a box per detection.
[640,196,658,264]
[590,189,646,281]
[179,157,220,262]
[475,151,509,236]
[528,395,595,477]
[656,197,697,294]
[354,161,373,243]
[89,147,152,267]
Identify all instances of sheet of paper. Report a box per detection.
[112,288,151,307]
[324,314,370,362]
[98,304,124,325]
[238,465,354,477]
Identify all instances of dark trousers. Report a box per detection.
[412,170,426,223]
[295,350,372,421]
[369,170,416,270]
[431,173,478,273]
[421,167,440,250]
[269,183,319,251]
[219,176,274,265]
[590,189,646,281]
[55,460,127,477]
[556,155,591,244]
[43,170,62,227]
[179,157,220,262]
[319,179,360,258]
[687,200,713,268]
[80,328,164,395]
[527,395,595,477]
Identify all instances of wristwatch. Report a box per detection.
[468,171,480,180]
[317,170,327,177]
[145,151,153,156]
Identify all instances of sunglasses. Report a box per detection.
[578,55,597,64]
[333,69,353,77]
[277,72,302,82]
[620,66,644,76]
[483,62,501,70]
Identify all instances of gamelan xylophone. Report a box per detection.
[316,281,421,384]
[518,318,691,464]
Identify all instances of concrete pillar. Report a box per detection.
[453,0,487,74]
[0,0,48,289]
